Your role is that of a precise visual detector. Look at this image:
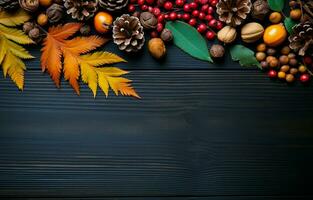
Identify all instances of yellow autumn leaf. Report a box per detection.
[0,9,31,26]
[80,52,126,67]
[0,24,34,44]
[0,10,34,90]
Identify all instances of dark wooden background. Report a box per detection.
[1,40,313,200]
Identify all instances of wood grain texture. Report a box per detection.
[24,42,244,70]
[1,71,313,198]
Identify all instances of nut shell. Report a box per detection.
[217,26,237,44]
[148,38,166,59]
[241,22,264,43]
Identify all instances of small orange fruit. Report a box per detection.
[94,12,113,34]
[37,13,48,26]
[39,0,53,7]
[263,24,287,47]
[269,12,282,23]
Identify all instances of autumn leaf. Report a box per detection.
[41,23,139,98]
[0,9,34,90]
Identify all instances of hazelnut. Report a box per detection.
[257,43,267,52]
[269,58,279,67]
[280,65,290,72]
[28,28,40,39]
[286,74,295,83]
[148,38,166,59]
[279,55,289,65]
[252,0,270,20]
[267,48,276,55]
[256,52,266,61]
[210,44,225,58]
[290,68,298,74]
[288,53,296,59]
[281,46,291,55]
[23,22,34,34]
[266,56,276,63]
[160,29,173,42]
[289,58,298,66]
[140,12,158,29]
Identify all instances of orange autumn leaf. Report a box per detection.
[40,23,139,98]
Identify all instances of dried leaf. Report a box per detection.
[41,23,139,98]
[0,9,34,90]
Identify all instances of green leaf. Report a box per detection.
[268,0,285,11]
[165,21,212,63]
[229,45,261,69]
[284,17,297,34]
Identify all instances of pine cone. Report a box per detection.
[0,0,19,11]
[99,0,129,11]
[216,0,252,27]
[47,3,64,23]
[113,14,145,52]
[289,21,313,56]
[64,0,98,21]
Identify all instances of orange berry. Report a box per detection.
[263,24,287,47]
[269,12,282,23]
[39,0,53,7]
[37,13,48,26]
[290,9,302,21]
[94,12,113,34]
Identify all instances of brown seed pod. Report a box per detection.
[210,44,225,58]
[140,12,158,29]
[19,0,39,12]
[148,38,166,59]
[160,29,173,42]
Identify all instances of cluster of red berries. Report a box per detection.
[127,0,224,40]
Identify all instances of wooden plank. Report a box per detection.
[25,42,244,70]
[3,196,313,200]
[1,70,313,197]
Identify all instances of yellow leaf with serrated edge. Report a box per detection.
[7,39,34,59]
[0,9,31,26]
[80,52,126,67]
[81,62,98,97]
[0,24,34,44]
[2,51,25,90]
[0,36,6,63]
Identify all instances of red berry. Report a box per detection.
[268,70,277,78]
[128,4,136,12]
[200,0,209,4]
[150,31,158,38]
[205,31,215,40]
[205,14,213,21]
[210,0,218,6]
[192,10,200,17]
[177,13,182,19]
[216,21,224,30]
[304,56,313,65]
[208,19,217,27]
[300,74,310,83]
[138,0,145,6]
[164,1,173,10]
[197,23,207,33]
[141,5,148,10]
[175,0,185,7]
[188,18,197,26]
[153,7,161,16]
[158,14,165,23]
[201,4,209,12]
[148,6,153,12]
[207,6,214,14]
[164,14,169,20]
[157,23,164,32]
[182,13,190,21]
[169,12,177,20]
[190,2,198,10]
[183,4,191,12]
[198,12,206,19]
[146,0,154,5]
